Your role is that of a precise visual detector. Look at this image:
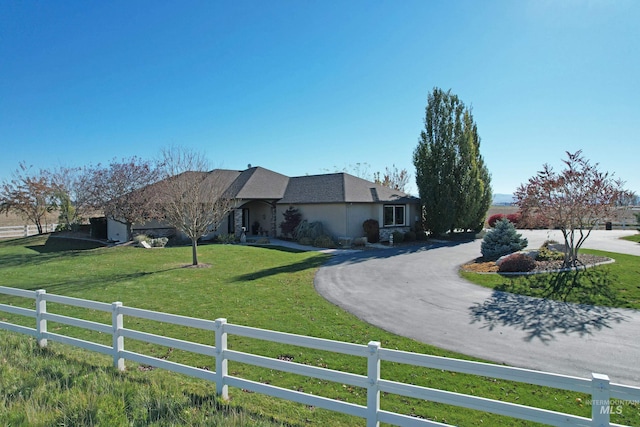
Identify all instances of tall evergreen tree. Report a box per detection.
[455,110,492,232]
[413,88,492,236]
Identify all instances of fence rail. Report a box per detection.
[0,224,57,238]
[1,285,639,427]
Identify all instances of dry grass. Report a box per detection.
[461,259,500,273]
[0,211,59,227]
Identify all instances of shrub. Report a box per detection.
[404,231,416,242]
[498,253,536,273]
[55,223,72,232]
[215,234,237,244]
[487,214,506,228]
[537,247,563,261]
[506,212,522,227]
[522,212,551,229]
[391,231,405,244]
[481,218,528,260]
[536,246,565,261]
[134,234,150,244]
[488,212,522,228]
[363,219,379,243]
[298,237,313,246]
[294,220,324,242]
[279,206,302,238]
[353,237,368,246]
[413,222,428,240]
[313,235,337,248]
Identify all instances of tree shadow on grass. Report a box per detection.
[0,236,107,269]
[231,255,328,282]
[29,267,184,295]
[250,244,309,254]
[496,267,621,307]
[28,236,108,253]
[469,290,629,343]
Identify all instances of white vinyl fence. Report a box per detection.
[0,224,57,239]
[1,285,639,427]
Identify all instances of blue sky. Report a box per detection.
[1,0,638,196]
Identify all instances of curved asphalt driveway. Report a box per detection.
[314,230,640,386]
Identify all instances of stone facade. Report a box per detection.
[234,209,243,236]
[379,226,410,242]
[270,203,276,237]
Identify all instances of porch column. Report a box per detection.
[270,203,277,237]
[234,209,243,238]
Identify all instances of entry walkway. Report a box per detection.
[313,230,640,386]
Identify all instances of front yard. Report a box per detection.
[1,235,639,425]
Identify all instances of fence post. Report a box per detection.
[591,373,611,427]
[112,302,124,371]
[35,289,47,347]
[367,341,381,427]
[215,318,228,400]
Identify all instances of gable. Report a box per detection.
[342,174,417,203]
[226,167,290,200]
[278,174,345,204]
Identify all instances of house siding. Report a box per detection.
[107,219,128,243]
[276,202,403,240]
[277,203,348,237]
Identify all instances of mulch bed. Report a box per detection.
[182,263,211,269]
[462,254,612,274]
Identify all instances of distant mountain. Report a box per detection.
[492,193,515,205]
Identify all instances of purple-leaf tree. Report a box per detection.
[515,150,632,267]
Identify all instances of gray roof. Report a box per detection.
[164,167,418,205]
[278,172,418,204]
[226,167,289,200]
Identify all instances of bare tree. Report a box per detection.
[157,147,235,266]
[84,157,161,239]
[373,165,411,192]
[515,150,632,267]
[0,162,57,234]
[324,162,411,193]
[50,166,95,230]
[323,162,373,179]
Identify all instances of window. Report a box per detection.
[383,205,405,226]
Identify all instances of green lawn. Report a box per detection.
[460,249,640,310]
[622,233,640,244]
[0,329,283,426]
[1,235,639,426]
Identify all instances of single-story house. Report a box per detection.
[107,166,420,243]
